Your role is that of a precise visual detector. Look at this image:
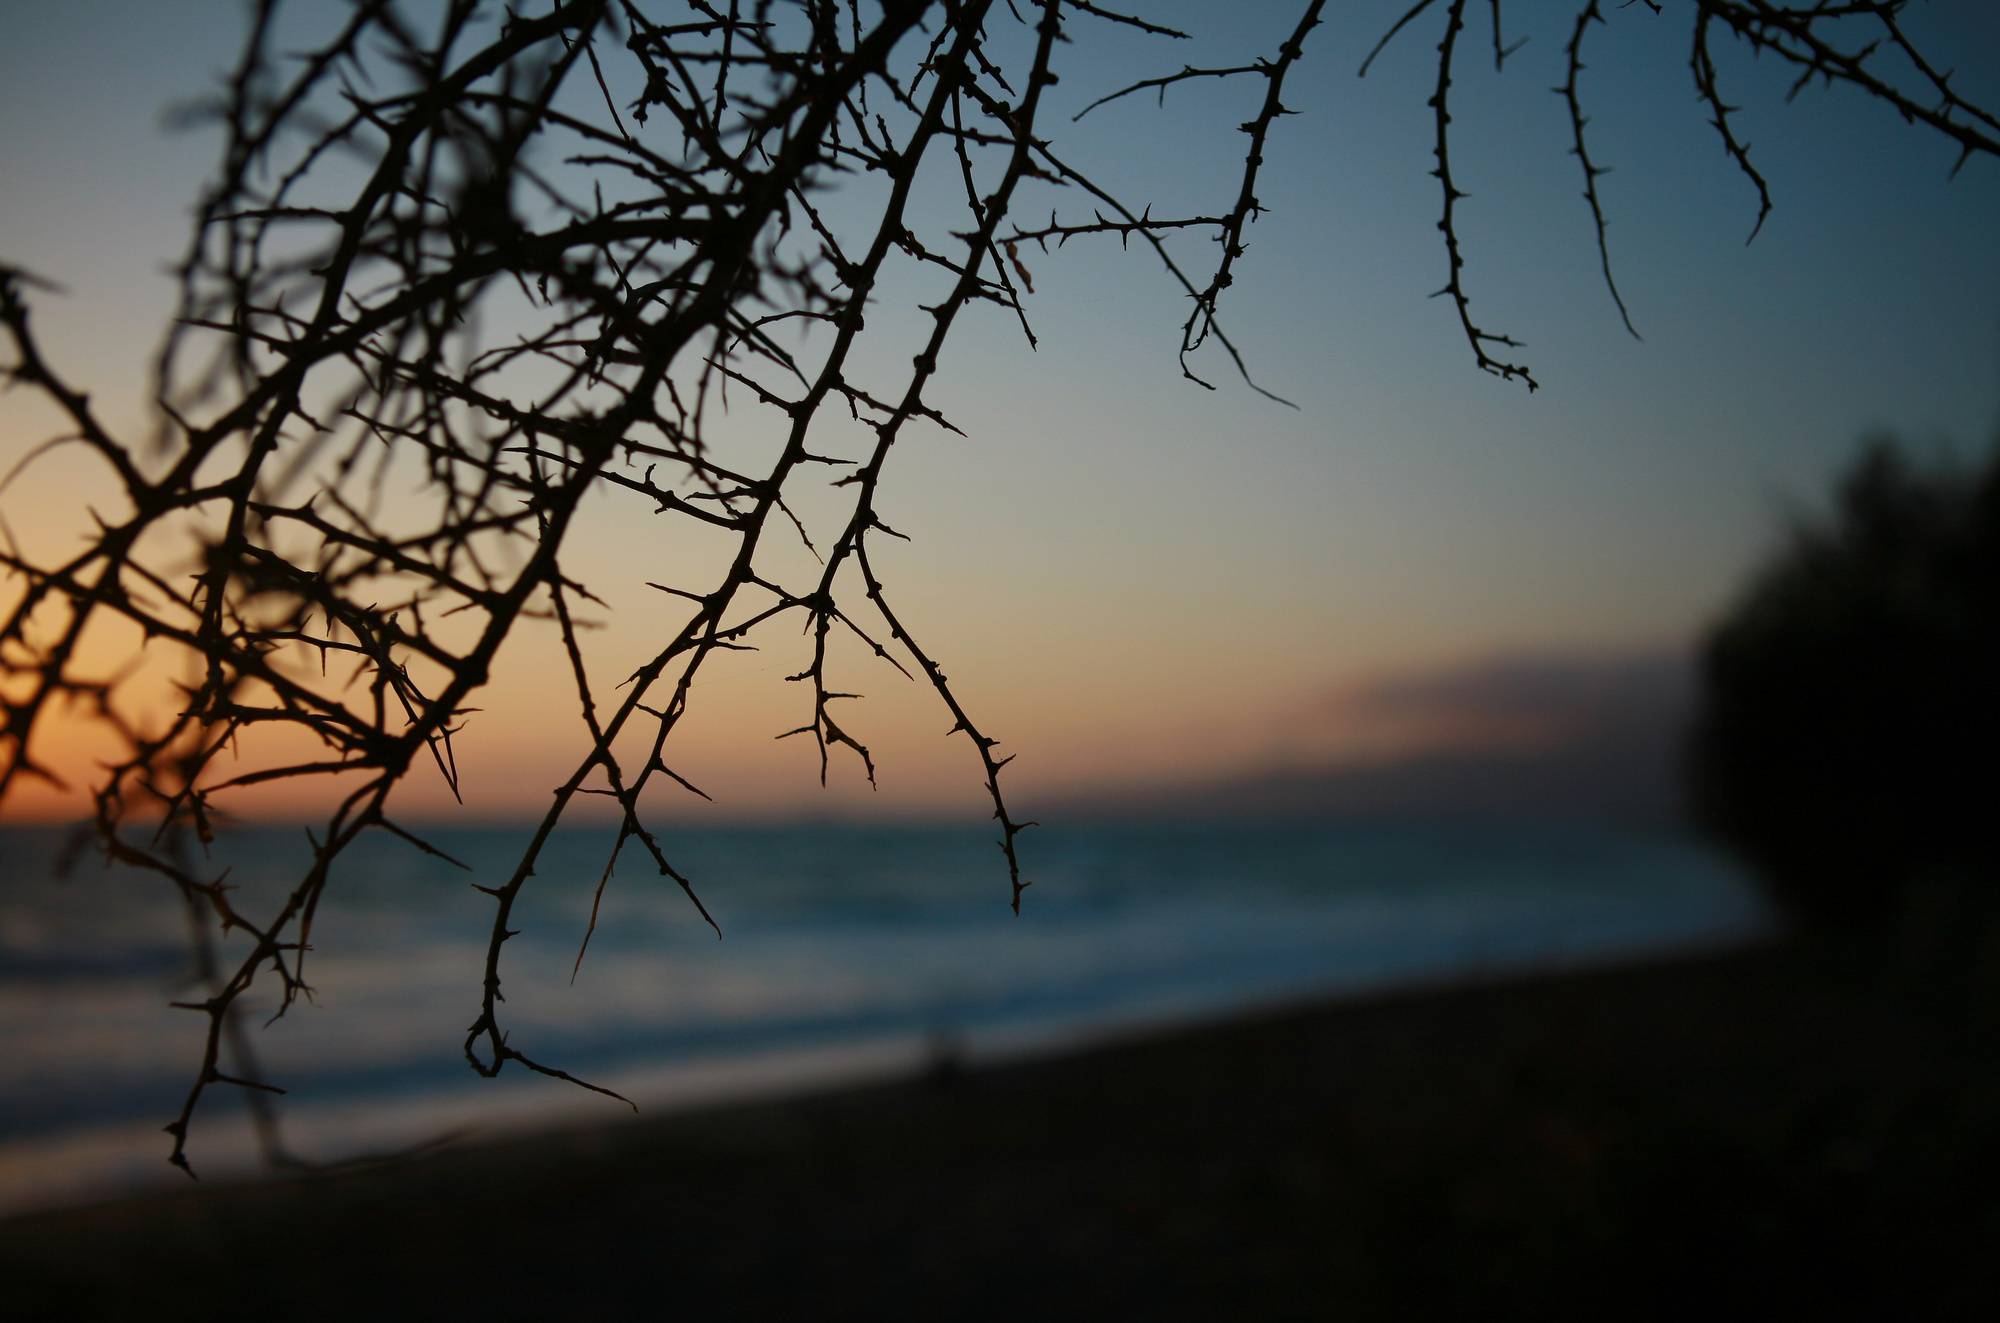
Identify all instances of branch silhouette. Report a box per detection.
[2,0,1994,1172]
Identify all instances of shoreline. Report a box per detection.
[0,927,1760,1222]
[6,938,1993,1317]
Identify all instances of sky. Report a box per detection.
[2,0,1997,825]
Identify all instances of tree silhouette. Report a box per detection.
[2,0,1996,1171]
[1690,439,2000,937]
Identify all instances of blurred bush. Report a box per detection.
[1689,438,2000,943]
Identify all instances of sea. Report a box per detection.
[0,818,1769,1215]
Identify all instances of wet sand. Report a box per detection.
[4,942,1994,1319]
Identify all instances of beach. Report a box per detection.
[0,819,1770,1215]
[5,940,1992,1319]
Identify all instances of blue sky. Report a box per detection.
[3,1,1997,817]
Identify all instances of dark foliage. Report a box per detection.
[1690,439,2000,936]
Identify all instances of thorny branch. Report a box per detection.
[2,0,1995,1171]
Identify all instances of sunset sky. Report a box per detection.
[3,1,1997,824]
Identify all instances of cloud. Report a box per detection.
[1070,646,1698,824]
[1329,648,1692,756]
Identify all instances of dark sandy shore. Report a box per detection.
[5,942,1995,1320]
